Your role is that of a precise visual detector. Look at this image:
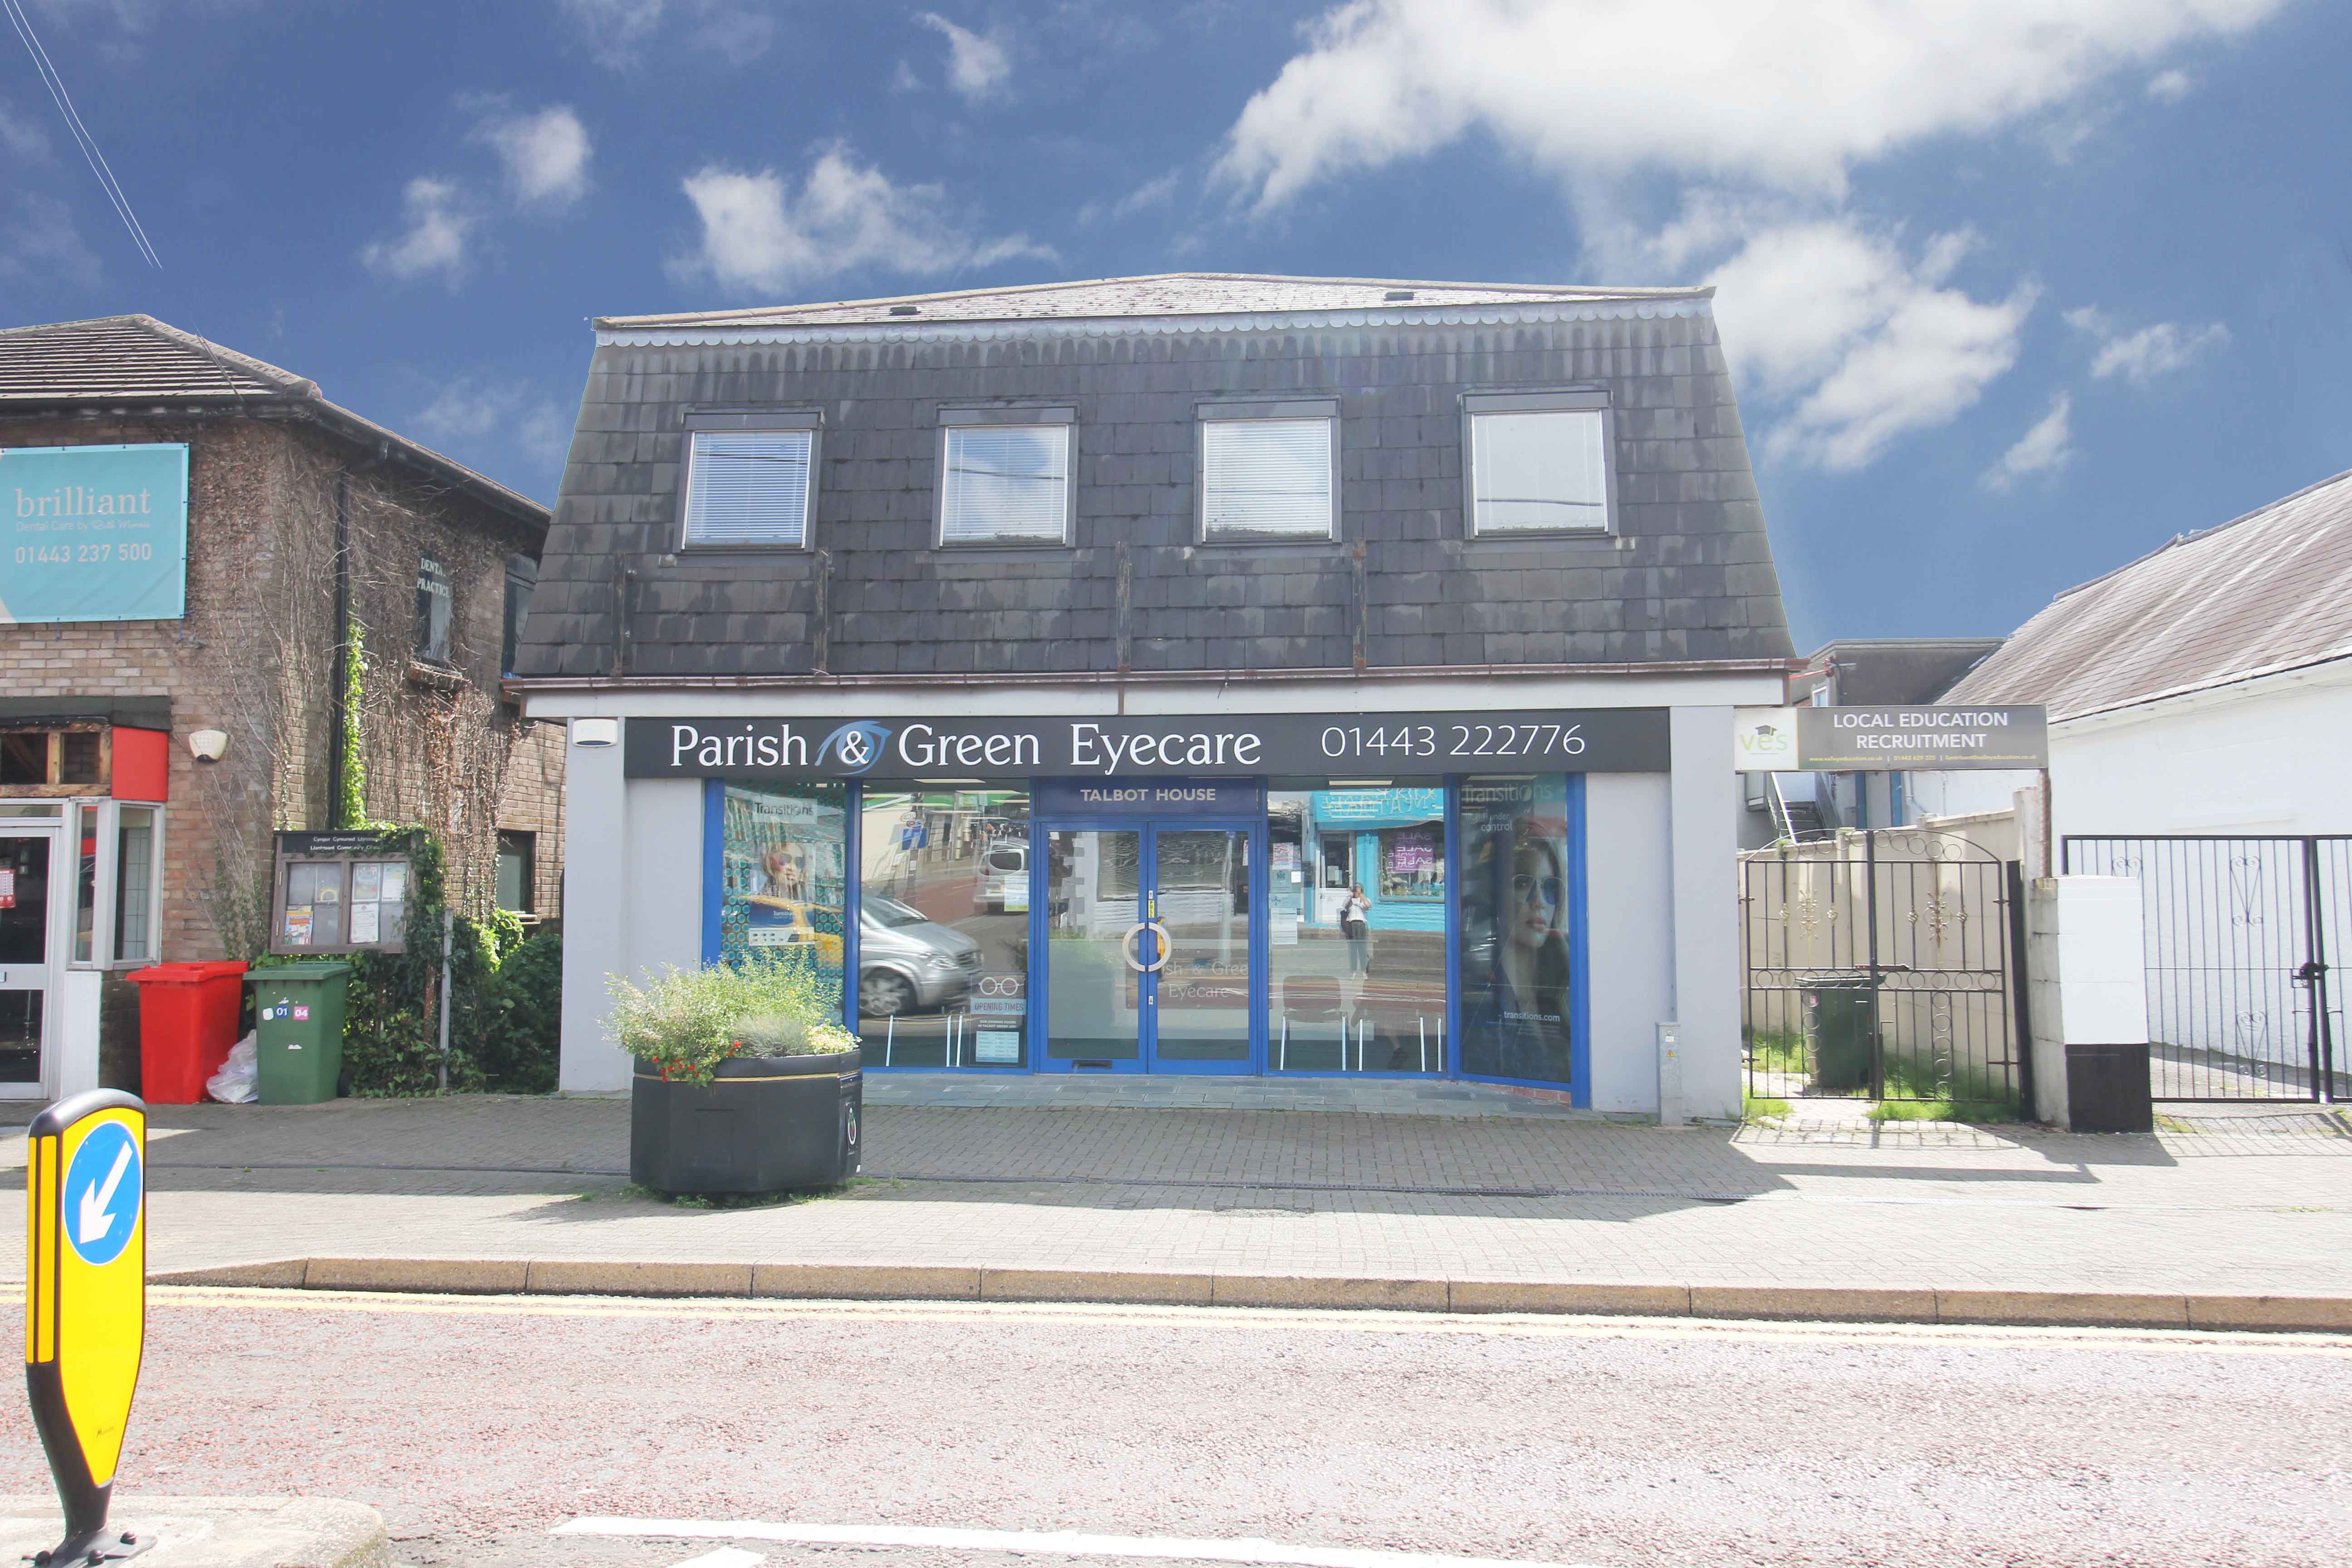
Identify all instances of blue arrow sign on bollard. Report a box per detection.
[62,1124,141,1269]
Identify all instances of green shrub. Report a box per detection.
[469,930,563,1093]
[607,957,857,1086]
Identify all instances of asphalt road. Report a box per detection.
[2,1289,2344,1568]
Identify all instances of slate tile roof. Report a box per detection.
[1944,467,2352,721]
[0,314,545,524]
[600,272,1703,332]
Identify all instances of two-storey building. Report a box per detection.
[514,274,1794,1116]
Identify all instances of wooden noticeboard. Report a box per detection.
[269,829,413,955]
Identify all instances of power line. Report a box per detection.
[2,0,161,270]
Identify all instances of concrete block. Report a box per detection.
[980,1269,1213,1306]
[524,1259,755,1297]
[1691,1286,1939,1322]
[0,1494,391,1568]
[150,1259,309,1289]
[1211,1275,1449,1311]
[750,1264,981,1300]
[2185,1294,2352,1333]
[1937,1290,2187,1328]
[1447,1280,1691,1316]
[304,1258,529,1295]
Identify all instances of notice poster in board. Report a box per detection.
[270,830,414,955]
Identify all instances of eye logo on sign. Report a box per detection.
[62,1120,142,1269]
[814,721,892,774]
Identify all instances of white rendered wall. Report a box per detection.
[2025,876,2150,1127]
[559,743,706,1092]
[1585,773,1674,1113]
[1669,705,1742,1120]
[2046,663,2352,838]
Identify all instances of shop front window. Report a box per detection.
[717,782,848,1009]
[858,784,1029,1066]
[1458,775,1578,1086]
[113,806,157,964]
[1269,786,1446,1073]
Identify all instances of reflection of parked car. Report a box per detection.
[741,897,844,965]
[859,894,982,1017]
[977,840,1028,914]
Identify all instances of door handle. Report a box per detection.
[1120,922,1174,973]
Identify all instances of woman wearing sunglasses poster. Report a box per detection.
[1463,828,1573,1084]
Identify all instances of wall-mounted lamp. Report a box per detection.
[570,718,620,748]
[186,728,229,763]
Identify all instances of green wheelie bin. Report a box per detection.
[245,962,353,1104]
[1804,976,1877,1095]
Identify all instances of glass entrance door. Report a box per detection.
[1041,823,1258,1073]
[0,831,55,1095]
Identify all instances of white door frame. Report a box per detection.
[0,820,64,1101]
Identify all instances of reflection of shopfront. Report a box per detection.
[686,756,1593,1093]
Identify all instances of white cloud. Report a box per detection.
[1677,212,2038,472]
[1078,169,1182,226]
[0,195,100,285]
[556,0,665,67]
[2146,68,2195,102]
[556,0,770,67]
[1982,393,2076,491]
[2064,307,2231,383]
[1215,0,2285,210]
[416,378,571,470]
[0,98,50,161]
[360,177,475,285]
[475,105,592,210]
[918,12,1012,102]
[672,145,1056,296]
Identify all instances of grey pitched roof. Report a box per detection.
[0,314,547,526]
[1943,467,2352,721]
[600,272,1708,332]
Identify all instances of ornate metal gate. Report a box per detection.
[2063,836,2347,1102]
[1741,830,2027,1107]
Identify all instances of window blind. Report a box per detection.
[1203,418,1333,539]
[684,429,813,547]
[1471,410,1608,533]
[942,424,1069,543]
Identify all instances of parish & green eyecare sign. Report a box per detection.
[626,710,1671,779]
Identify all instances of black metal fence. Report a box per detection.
[1741,830,2027,1107]
[2063,836,2349,1102]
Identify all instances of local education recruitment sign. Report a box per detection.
[0,444,189,624]
[1733,705,2048,772]
[627,710,1671,779]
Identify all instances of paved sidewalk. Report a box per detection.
[5,1092,2348,1304]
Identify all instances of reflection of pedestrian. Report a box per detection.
[1467,838,1572,1082]
[1340,884,1371,976]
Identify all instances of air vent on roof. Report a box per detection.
[888,304,921,316]
[1383,290,1415,301]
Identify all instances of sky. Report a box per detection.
[3,0,2348,651]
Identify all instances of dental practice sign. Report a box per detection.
[1733,705,2048,772]
[1,443,189,624]
[627,709,1672,779]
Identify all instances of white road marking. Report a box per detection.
[558,1518,1605,1568]
[147,1285,2352,1358]
[671,1550,764,1568]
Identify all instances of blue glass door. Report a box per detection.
[1038,821,1260,1073]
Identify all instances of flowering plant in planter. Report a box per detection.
[605,958,858,1087]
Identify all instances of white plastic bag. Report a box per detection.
[206,1034,259,1104]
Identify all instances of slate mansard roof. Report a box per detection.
[516,272,1796,684]
[1944,466,2352,722]
[0,314,546,526]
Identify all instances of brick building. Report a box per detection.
[0,315,564,1100]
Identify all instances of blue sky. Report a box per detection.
[3,0,2347,650]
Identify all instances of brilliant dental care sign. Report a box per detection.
[1,444,190,624]
[624,710,1673,779]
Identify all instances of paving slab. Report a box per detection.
[0,1495,388,1568]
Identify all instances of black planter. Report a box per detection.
[630,1048,863,1195]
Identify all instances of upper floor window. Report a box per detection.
[414,554,453,664]
[1463,391,1614,536]
[501,554,537,678]
[1200,403,1338,542]
[938,408,1073,546]
[682,428,817,548]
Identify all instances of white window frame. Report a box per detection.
[1460,389,1617,539]
[66,798,166,970]
[677,409,824,551]
[935,406,1076,548]
[1196,399,1340,544]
